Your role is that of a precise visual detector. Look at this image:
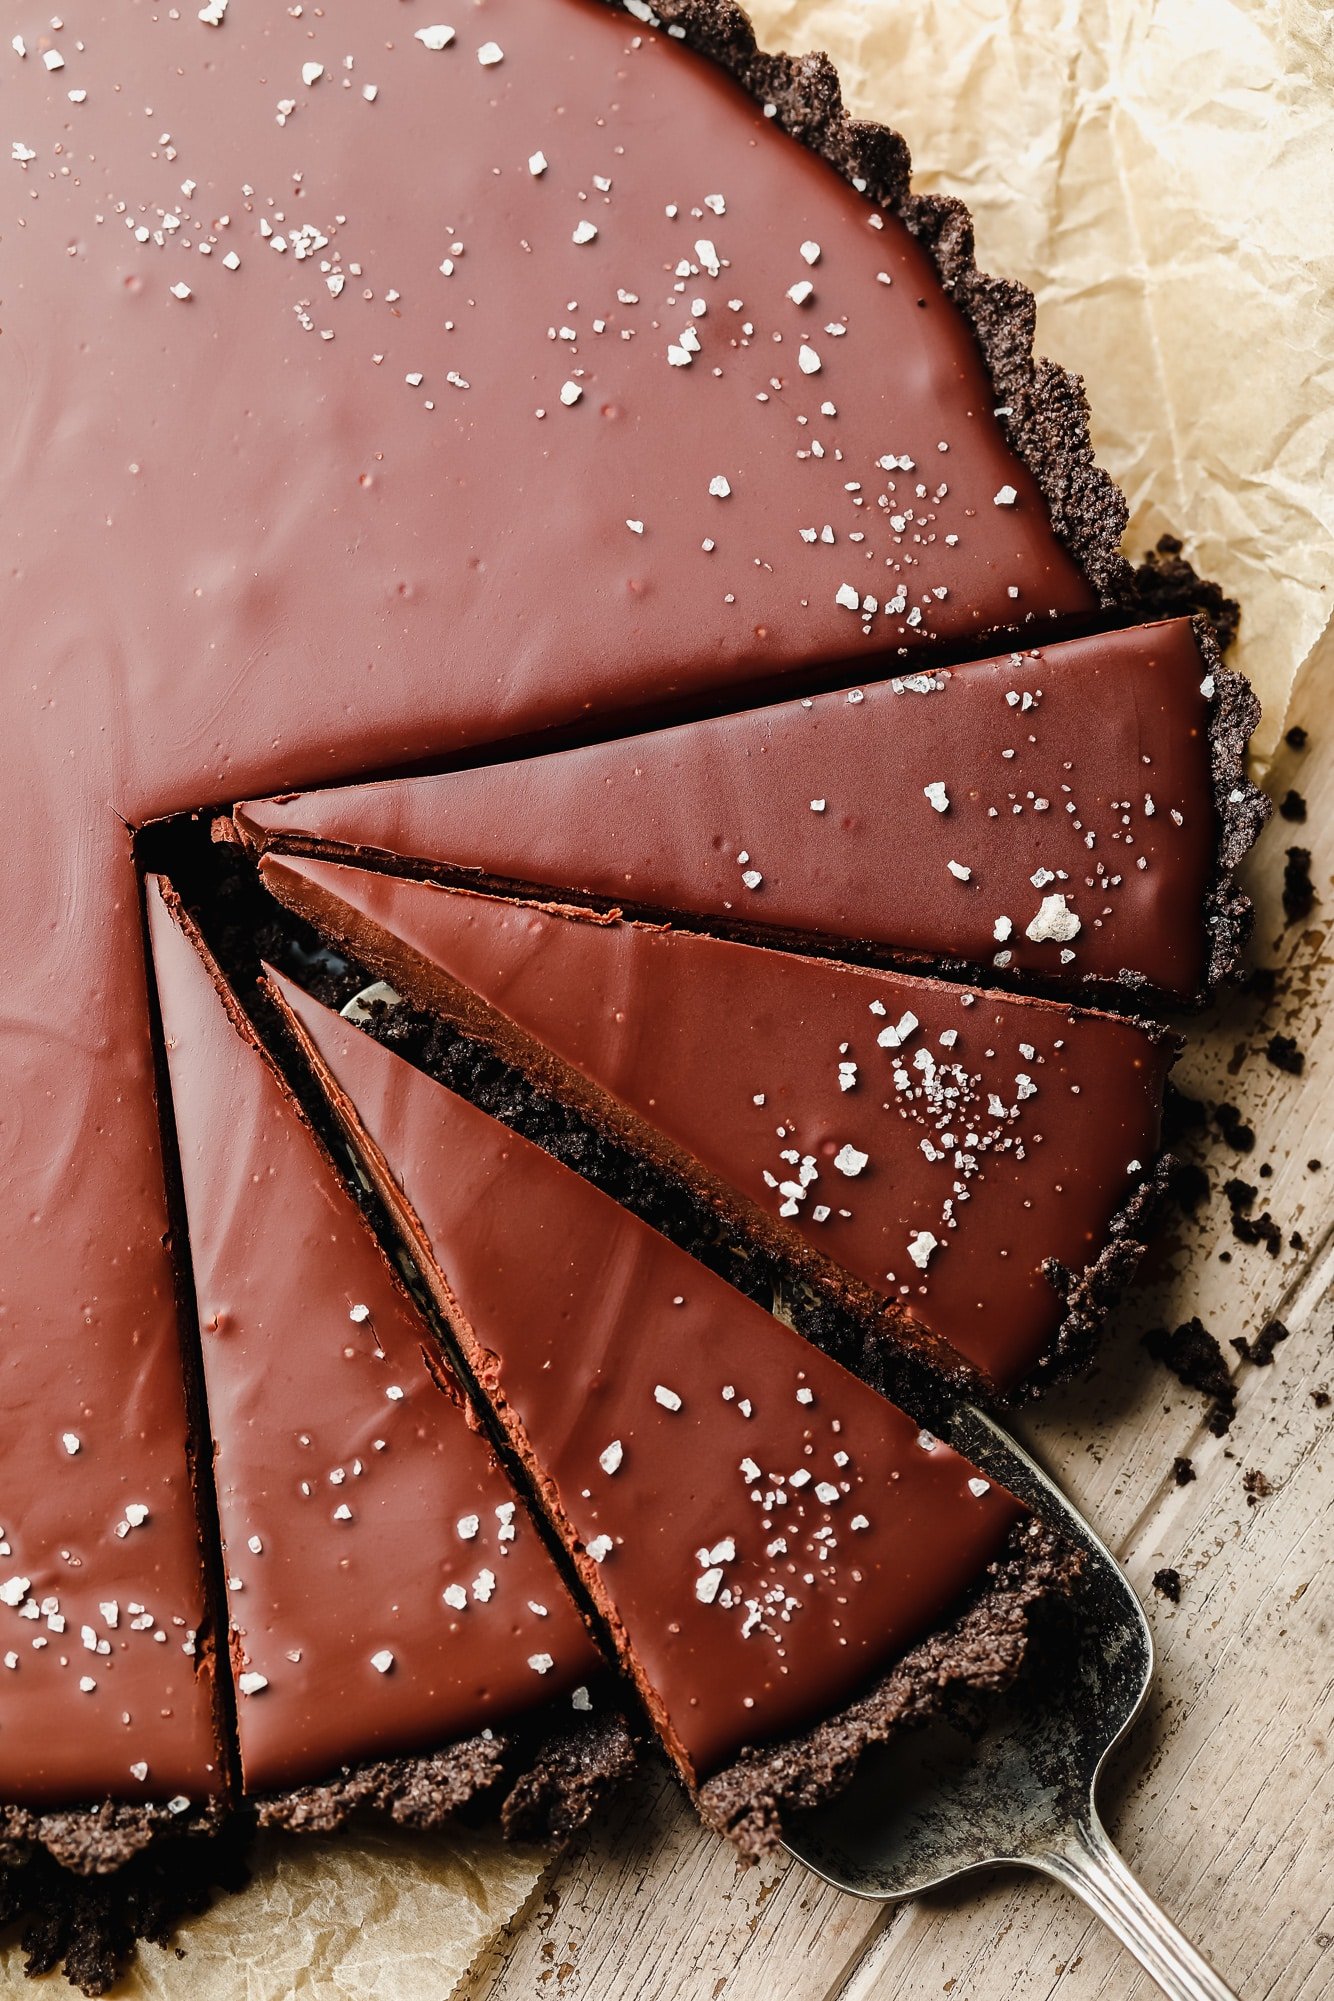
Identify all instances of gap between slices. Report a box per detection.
[146,878,633,1834]
[253,855,1177,1396]
[234,617,1268,1011]
[265,966,1075,1840]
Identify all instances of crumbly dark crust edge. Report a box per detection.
[606,0,1130,605]
[0,1795,225,1878]
[1198,619,1272,992]
[252,1709,637,1844]
[1023,1149,1174,1400]
[697,1517,1077,1857]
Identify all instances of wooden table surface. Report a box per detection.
[456,669,1333,1999]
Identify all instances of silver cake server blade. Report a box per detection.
[782,1406,1239,2001]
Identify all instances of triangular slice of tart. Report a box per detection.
[256,858,1176,1395]
[147,878,630,1836]
[266,969,1073,1853]
[236,618,1266,1007]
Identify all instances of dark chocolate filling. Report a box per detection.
[627,0,1130,606]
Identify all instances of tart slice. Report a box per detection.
[236,617,1266,1007]
[146,879,631,1837]
[267,969,1075,1854]
[256,858,1176,1394]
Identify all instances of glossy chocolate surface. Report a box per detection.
[240,620,1218,1001]
[271,973,1025,1782]
[0,818,220,1808]
[3,0,1086,1804]
[148,883,600,1792]
[259,860,1173,1391]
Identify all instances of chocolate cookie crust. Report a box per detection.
[698,1517,1076,1856]
[1200,629,1272,991]
[0,1821,250,1999]
[254,1711,636,1842]
[609,0,1130,604]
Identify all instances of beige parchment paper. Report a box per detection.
[4,3,1329,1996]
[753,0,1334,763]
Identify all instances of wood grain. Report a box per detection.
[457,648,1333,1998]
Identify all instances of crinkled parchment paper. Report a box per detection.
[0,1828,548,1998]
[3,4,1328,1997]
[753,0,1334,761]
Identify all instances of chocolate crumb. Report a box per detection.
[1313,1390,1331,1409]
[1239,963,1278,1002]
[1163,1086,1207,1142]
[1172,1456,1196,1486]
[1231,1318,1291,1368]
[1308,1159,1323,1172]
[1222,1178,1283,1256]
[1151,1567,1182,1603]
[1278,789,1307,823]
[1283,847,1315,926]
[1265,1032,1305,1076]
[1214,1103,1255,1153]
[1130,535,1241,653]
[1242,1468,1273,1505]
[1142,1317,1237,1435]
[1285,725,1308,751]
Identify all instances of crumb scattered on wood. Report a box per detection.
[1152,1567,1182,1602]
[1265,1032,1306,1076]
[1223,1178,1283,1256]
[1143,1318,1237,1436]
[1283,847,1315,926]
[1215,1103,1256,1153]
[1230,1319,1291,1367]
[1173,1456,1197,1486]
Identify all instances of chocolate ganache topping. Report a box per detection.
[148,881,602,1795]
[256,858,1175,1392]
[237,620,1261,1005]
[269,971,1026,1785]
[1,0,1105,1818]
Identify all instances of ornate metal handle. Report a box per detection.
[1034,1808,1240,2001]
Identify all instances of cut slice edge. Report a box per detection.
[232,618,1269,1010]
[146,875,634,1841]
[256,855,1177,1397]
[266,966,1081,1852]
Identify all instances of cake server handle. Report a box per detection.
[1031,1805,1240,2001]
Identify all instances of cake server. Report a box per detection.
[783,1406,1239,2001]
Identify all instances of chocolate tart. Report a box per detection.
[266,969,1077,1852]
[147,878,635,1837]
[0,0,1255,1970]
[0,0,1110,1886]
[254,858,1178,1395]
[237,618,1267,1010]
